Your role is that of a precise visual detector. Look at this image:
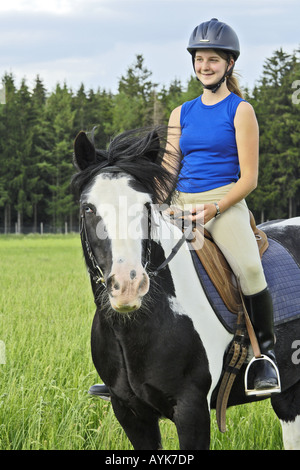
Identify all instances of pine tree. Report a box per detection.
[109,54,158,134]
[0,74,31,232]
[247,48,300,220]
[44,83,76,231]
[30,75,49,232]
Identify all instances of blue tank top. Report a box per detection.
[178,92,245,192]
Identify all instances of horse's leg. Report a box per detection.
[173,391,210,450]
[111,397,162,450]
[271,381,300,450]
[281,416,300,450]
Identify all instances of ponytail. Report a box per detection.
[226,73,244,99]
[215,49,244,99]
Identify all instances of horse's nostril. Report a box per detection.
[130,270,137,280]
[113,282,120,290]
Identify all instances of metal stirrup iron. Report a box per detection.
[240,288,281,396]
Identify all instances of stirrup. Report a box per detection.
[88,384,111,401]
[244,354,281,397]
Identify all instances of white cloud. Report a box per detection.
[0,0,298,94]
[0,0,91,14]
[0,0,68,13]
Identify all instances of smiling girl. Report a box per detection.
[166,18,280,395]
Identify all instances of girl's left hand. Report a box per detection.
[187,203,218,225]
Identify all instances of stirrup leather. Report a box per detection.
[244,354,281,397]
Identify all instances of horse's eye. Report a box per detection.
[84,206,94,214]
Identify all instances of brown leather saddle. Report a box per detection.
[189,211,268,314]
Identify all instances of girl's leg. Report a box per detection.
[175,186,280,394]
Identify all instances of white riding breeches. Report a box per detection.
[174,183,267,296]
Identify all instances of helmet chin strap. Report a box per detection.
[198,63,235,93]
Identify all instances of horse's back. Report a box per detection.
[259,217,300,266]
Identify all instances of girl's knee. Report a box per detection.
[240,262,267,295]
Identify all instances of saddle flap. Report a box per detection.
[190,211,269,315]
[191,230,243,314]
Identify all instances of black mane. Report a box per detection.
[71,126,181,205]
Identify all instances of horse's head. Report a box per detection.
[72,128,179,314]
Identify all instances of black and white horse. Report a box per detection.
[72,128,300,450]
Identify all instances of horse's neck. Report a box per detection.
[154,210,233,396]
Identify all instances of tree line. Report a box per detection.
[0,49,299,233]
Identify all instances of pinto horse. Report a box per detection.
[72,128,300,450]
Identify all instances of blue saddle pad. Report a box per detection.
[190,238,300,333]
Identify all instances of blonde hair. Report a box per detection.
[227,73,244,99]
[215,49,244,99]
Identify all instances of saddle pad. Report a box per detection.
[190,238,300,333]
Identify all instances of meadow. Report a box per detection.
[0,235,283,450]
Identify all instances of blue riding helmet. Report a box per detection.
[187,18,240,60]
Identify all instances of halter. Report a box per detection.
[79,166,195,288]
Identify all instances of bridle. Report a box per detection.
[79,166,195,289]
[80,201,195,289]
[80,211,106,286]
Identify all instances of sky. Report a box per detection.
[0,0,299,95]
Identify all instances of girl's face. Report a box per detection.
[194,49,233,87]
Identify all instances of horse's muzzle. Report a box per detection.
[107,264,149,313]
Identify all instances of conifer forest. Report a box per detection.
[0,49,299,233]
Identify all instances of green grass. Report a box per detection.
[0,235,283,450]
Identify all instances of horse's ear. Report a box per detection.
[73,131,96,170]
[143,130,160,163]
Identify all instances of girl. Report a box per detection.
[167,18,280,395]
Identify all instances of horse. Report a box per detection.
[71,127,300,450]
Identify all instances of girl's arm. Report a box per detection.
[192,101,259,224]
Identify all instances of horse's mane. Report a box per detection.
[71,126,182,205]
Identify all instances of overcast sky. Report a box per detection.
[0,0,299,94]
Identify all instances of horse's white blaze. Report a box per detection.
[281,416,300,450]
[152,208,233,401]
[87,174,151,310]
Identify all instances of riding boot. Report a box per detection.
[88,383,111,401]
[244,287,280,393]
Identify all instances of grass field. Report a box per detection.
[0,235,284,450]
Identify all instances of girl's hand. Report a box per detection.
[187,203,218,225]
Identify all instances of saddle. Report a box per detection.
[190,211,269,314]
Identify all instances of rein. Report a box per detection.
[146,209,195,278]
